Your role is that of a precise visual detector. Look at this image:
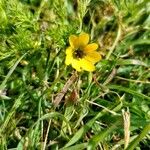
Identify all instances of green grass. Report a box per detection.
[0,0,150,149]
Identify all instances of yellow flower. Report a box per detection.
[65,33,101,72]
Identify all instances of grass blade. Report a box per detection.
[126,123,150,150]
[87,121,121,150]
[108,85,150,101]
[0,53,27,91]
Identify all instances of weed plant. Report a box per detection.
[0,0,150,149]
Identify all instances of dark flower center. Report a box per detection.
[73,49,85,59]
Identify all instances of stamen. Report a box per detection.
[73,49,85,59]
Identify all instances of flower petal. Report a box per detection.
[69,35,78,48]
[84,43,98,53]
[78,33,89,46]
[72,59,81,71]
[85,51,102,64]
[66,47,73,55]
[65,47,73,65]
[80,59,95,72]
[65,55,73,65]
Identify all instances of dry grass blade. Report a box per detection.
[122,108,130,149]
[53,72,78,107]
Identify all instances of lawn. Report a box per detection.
[0,0,150,149]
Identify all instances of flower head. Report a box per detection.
[65,33,101,72]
